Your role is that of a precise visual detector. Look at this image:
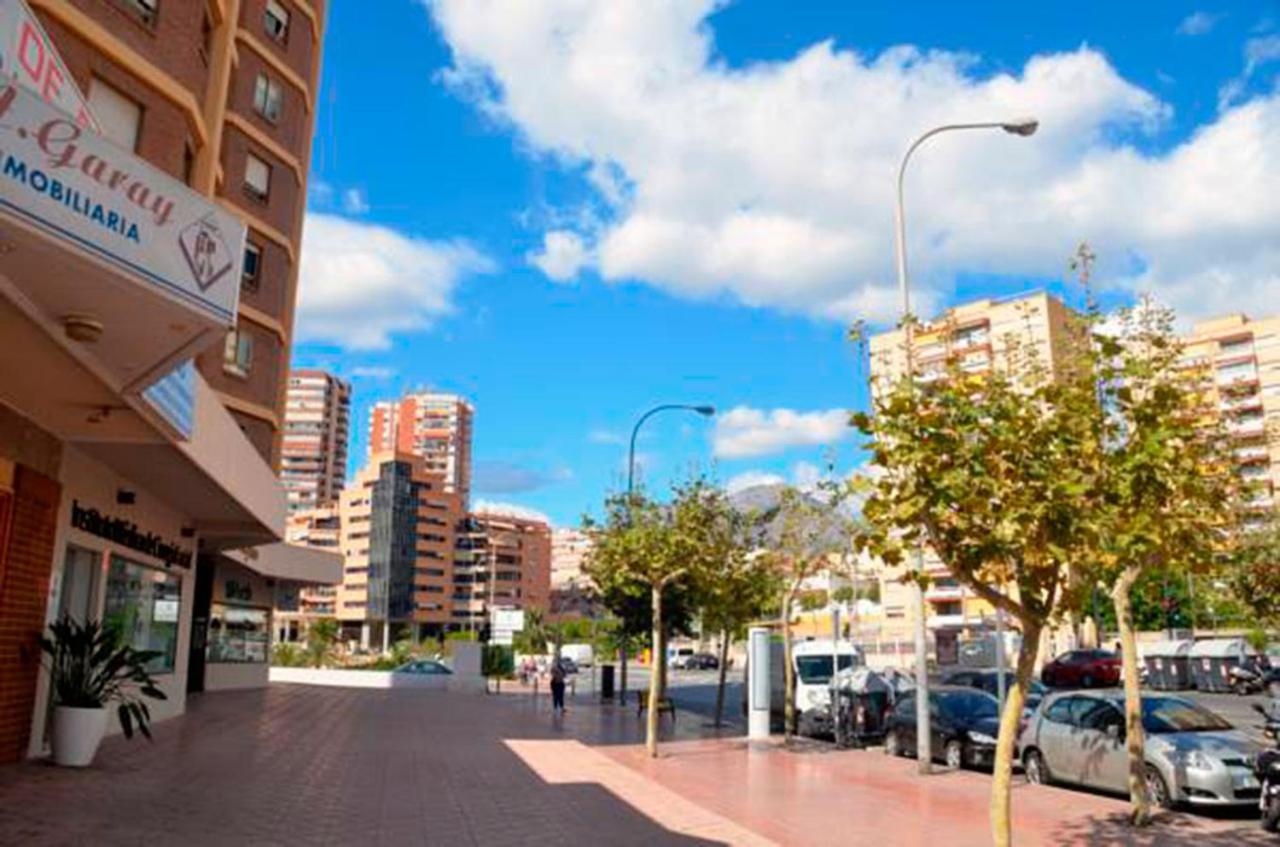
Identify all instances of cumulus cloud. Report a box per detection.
[724,470,786,495]
[474,461,573,493]
[349,365,396,379]
[713,407,850,459]
[427,0,1280,323]
[529,230,590,281]
[297,213,496,349]
[472,500,553,525]
[1177,12,1222,36]
[342,187,371,215]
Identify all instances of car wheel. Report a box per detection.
[1144,765,1174,810]
[884,729,901,757]
[944,740,964,770]
[1081,673,1095,688]
[1023,749,1051,786]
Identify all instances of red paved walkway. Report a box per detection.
[0,684,1268,845]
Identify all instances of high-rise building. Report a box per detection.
[1181,313,1280,519]
[456,510,552,630]
[281,370,351,513]
[550,527,592,589]
[867,291,1078,640]
[0,0,336,763]
[336,453,464,648]
[368,392,474,502]
[274,505,342,641]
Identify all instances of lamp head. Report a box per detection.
[694,405,716,416]
[1002,118,1039,137]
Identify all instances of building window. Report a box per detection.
[207,604,269,663]
[103,556,181,675]
[244,153,271,202]
[87,79,143,152]
[253,73,283,123]
[242,242,262,289]
[224,329,254,377]
[264,0,290,43]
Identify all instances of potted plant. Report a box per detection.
[40,615,167,767]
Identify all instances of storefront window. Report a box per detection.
[103,556,182,674]
[208,603,269,664]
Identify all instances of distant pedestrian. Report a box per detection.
[550,659,567,712]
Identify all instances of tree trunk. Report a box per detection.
[782,588,796,740]
[646,583,663,758]
[1112,564,1151,826]
[990,617,1042,847]
[713,627,730,727]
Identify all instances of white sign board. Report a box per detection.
[0,80,243,326]
[0,0,98,130]
[491,608,525,633]
[491,630,513,646]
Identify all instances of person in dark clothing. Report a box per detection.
[550,659,567,712]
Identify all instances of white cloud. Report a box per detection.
[350,365,396,379]
[428,0,1280,323]
[1177,12,1221,36]
[472,500,553,525]
[342,187,371,215]
[297,213,496,349]
[529,229,590,282]
[1219,35,1280,109]
[588,428,625,444]
[791,460,823,491]
[713,407,849,459]
[725,470,785,495]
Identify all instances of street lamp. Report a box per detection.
[626,404,717,498]
[893,117,1038,775]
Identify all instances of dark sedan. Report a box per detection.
[884,685,1001,770]
[1041,649,1121,689]
[686,652,720,670]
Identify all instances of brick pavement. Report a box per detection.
[0,683,1271,846]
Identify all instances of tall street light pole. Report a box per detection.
[624,403,716,702]
[893,118,1038,775]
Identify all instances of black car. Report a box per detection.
[686,652,720,670]
[884,685,1001,770]
[942,669,1046,712]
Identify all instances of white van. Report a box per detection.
[793,639,863,737]
[560,643,594,668]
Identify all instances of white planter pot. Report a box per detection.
[51,705,108,767]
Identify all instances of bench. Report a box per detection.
[634,690,676,718]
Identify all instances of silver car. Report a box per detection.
[1018,690,1262,809]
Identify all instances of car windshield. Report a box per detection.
[1140,697,1232,733]
[938,690,998,720]
[795,654,856,684]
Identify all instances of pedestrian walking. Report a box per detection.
[550,658,567,712]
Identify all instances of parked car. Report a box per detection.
[883,685,1001,770]
[942,669,1047,713]
[669,646,697,669]
[394,659,452,675]
[1040,649,1121,688]
[685,652,720,670]
[1019,690,1262,809]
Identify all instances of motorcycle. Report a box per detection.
[1255,702,1280,833]
[1230,663,1280,696]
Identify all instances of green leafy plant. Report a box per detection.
[271,642,305,667]
[40,616,167,740]
[304,618,339,668]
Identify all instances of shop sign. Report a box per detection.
[0,80,243,326]
[0,0,99,131]
[152,598,180,623]
[70,500,193,568]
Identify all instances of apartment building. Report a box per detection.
[455,510,552,631]
[368,392,474,502]
[336,453,464,649]
[0,0,335,763]
[280,369,351,513]
[867,291,1078,642]
[1181,313,1280,518]
[550,527,592,589]
[274,504,340,640]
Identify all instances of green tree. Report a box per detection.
[763,485,849,740]
[1232,520,1280,628]
[305,618,339,668]
[513,608,551,656]
[853,307,1103,847]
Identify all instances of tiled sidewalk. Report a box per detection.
[0,684,1269,846]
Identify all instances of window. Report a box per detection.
[264,0,290,43]
[103,556,181,674]
[253,74,283,123]
[1077,700,1124,733]
[224,329,253,377]
[87,79,142,152]
[244,153,271,202]
[242,243,262,288]
[207,604,268,663]
[1043,697,1076,725]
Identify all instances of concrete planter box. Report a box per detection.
[269,667,481,691]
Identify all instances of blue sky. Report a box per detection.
[292,0,1280,526]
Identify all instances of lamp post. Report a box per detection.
[893,118,1038,775]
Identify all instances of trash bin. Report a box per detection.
[600,664,616,701]
[1145,640,1193,690]
[1189,638,1252,693]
